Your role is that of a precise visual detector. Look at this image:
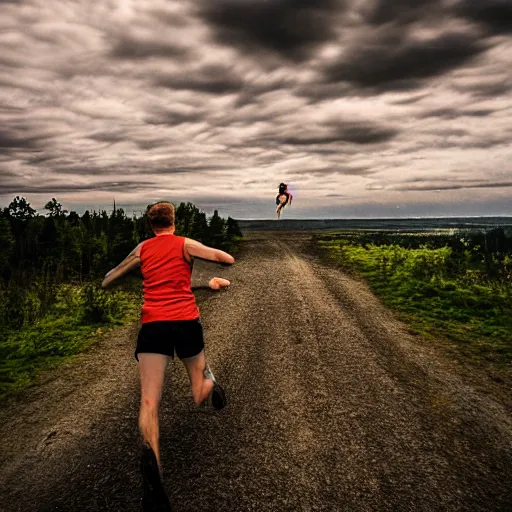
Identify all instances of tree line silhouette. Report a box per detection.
[319,227,512,283]
[0,196,243,331]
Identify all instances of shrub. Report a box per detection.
[81,283,122,324]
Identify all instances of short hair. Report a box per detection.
[147,202,175,229]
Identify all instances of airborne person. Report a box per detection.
[276,182,293,219]
[101,201,234,509]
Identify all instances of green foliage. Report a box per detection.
[226,216,243,238]
[209,209,226,249]
[81,283,122,324]
[8,196,36,220]
[44,198,67,217]
[0,281,141,398]
[0,215,14,272]
[316,229,512,366]
[175,202,197,235]
[190,211,210,244]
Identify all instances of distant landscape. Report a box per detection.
[237,217,512,232]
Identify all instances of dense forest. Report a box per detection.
[0,196,242,332]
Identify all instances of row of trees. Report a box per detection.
[0,196,243,330]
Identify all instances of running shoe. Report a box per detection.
[140,443,172,511]
[204,365,227,410]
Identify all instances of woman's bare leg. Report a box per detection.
[138,353,168,470]
[276,194,287,219]
[181,350,214,405]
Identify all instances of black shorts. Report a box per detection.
[135,319,204,361]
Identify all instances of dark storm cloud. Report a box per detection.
[134,136,181,150]
[293,82,356,103]
[198,0,343,61]
[212,109,279,128]
[140,165,237,174]
[454,79,512,98]
[52,162,236,176]
[368,0,440,25]
[415,125,510,149]
[25,153,58,165]
[110,35,189,60]
[0,181,158,195]
[280,122,398,146]
[391,93,431,105]
[0,129,40,150]
[428,127,469,137]
[51,165,122,176]
[154,65,244,94]
[145,109,205,126]
[393,181,512,191]
[325,32,487,91]
[467,139,511,149]
[420,108,495,119]
[232,73,299,108]
[291,165,370,176]
[455,0,512,35]
[87,132,127,144]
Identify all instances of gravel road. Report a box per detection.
[1,231,511,512]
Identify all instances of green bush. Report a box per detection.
[52,284,84,314]
[81,283,122,324]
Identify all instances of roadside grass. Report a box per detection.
[315,236,512,367]
[0,281,141,400]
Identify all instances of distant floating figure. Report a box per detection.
[276,182,293,219]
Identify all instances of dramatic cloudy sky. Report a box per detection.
[0,0,511,219]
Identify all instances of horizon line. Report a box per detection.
[234,215,512,221]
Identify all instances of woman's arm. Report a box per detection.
[184,238,235,265]
[101,243,143,289]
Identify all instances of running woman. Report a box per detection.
[101,201,234,508]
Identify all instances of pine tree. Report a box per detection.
[44,198,67,218]
[226,217,243,238]
[175,202,197,236]
[208,210,226,249]
[8,196,36,220]
[0,216,14,273]
[190,211,209,244]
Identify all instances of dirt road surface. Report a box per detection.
[1,232,511,512]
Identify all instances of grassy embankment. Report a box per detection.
[315,231,512,369]
[0,280,142,400]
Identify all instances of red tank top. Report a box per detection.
[139,234,199,323]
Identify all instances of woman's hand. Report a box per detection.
[208,277,231,290]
